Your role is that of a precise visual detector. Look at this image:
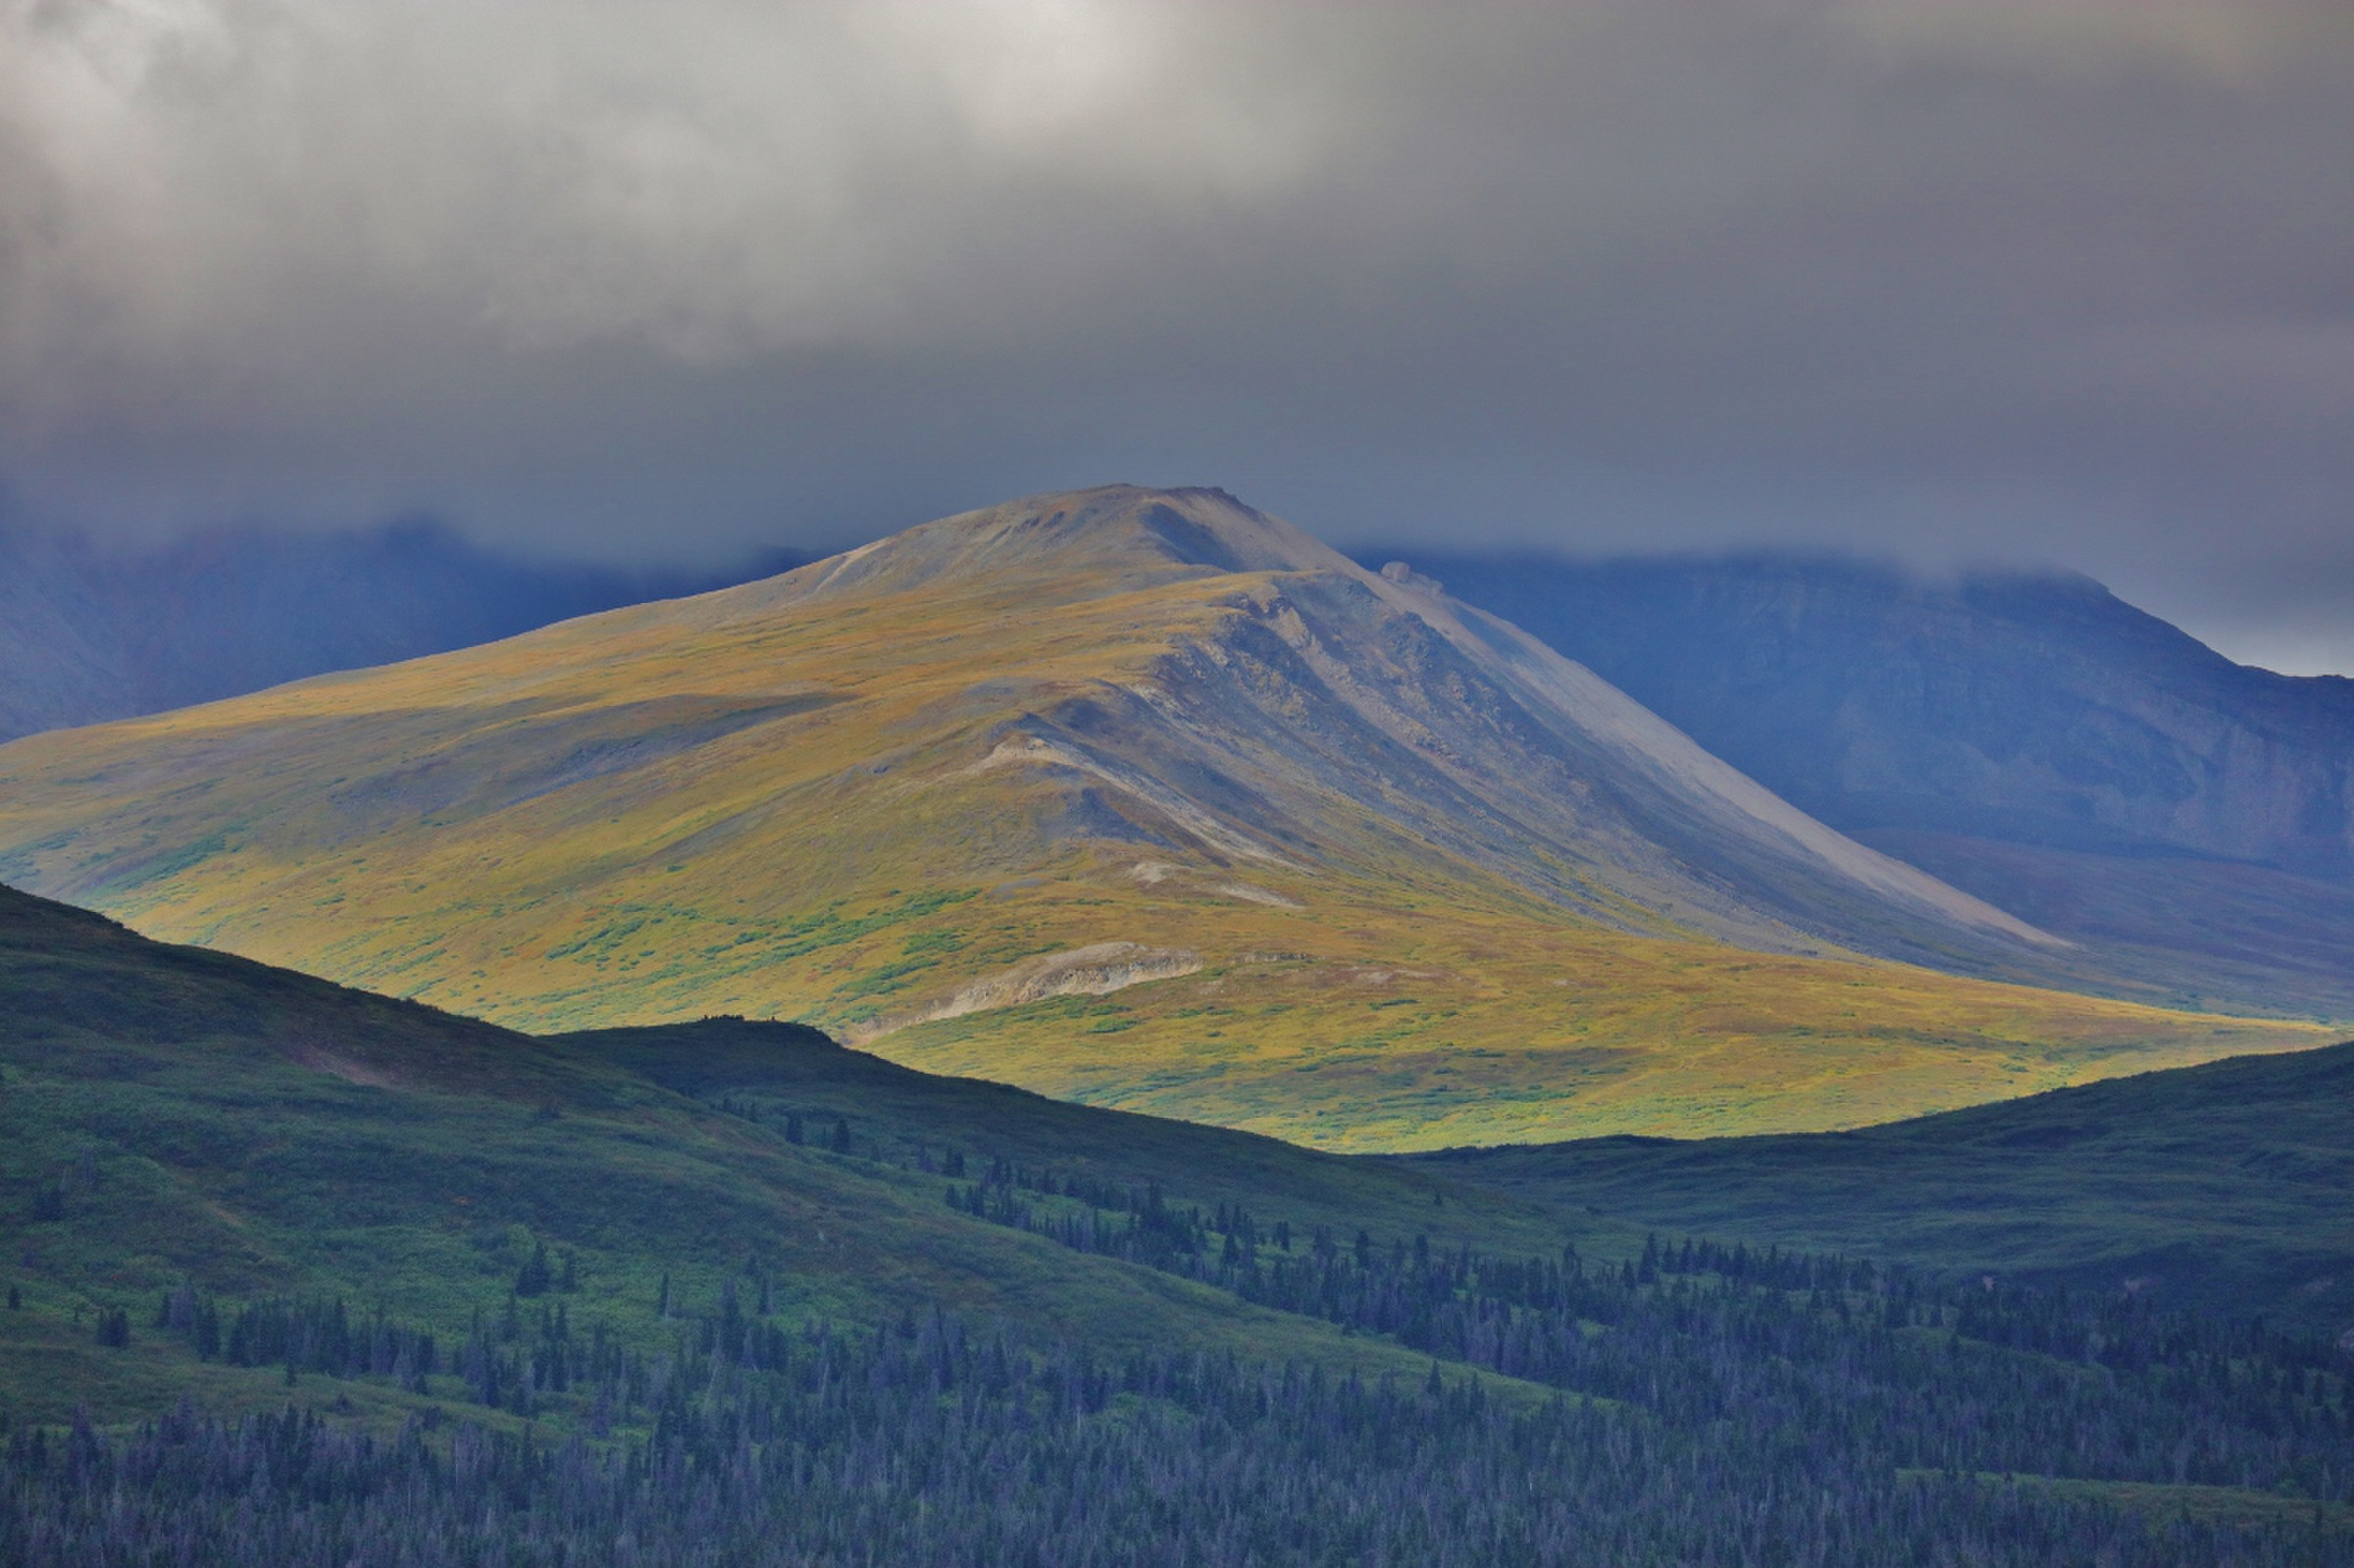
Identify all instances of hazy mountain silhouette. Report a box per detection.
[0,517,805,742]
[1393,552,2354,1016]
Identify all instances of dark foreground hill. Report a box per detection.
[1423,1039,2354,1329]
[2,881,2350,1562]
[0,518,803,743]
[1393,551,2354,1018]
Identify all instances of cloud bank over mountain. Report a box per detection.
[3,1,2350,668]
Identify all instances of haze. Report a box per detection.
[3,1,2350,671]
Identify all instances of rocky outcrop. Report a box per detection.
[852,942,1203,1042]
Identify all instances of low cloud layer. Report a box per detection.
[4,1,2351,669]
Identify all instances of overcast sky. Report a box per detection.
[3,1,2351,670]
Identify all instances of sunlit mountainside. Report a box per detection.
[0,486,2325,1149]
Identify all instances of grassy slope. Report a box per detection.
[1420,1039,2354,1328]
[0,884,1595,1428]
[0,510,2326,1150]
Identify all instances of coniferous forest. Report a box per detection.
[8,1231,2351,1564]
[4,890,2352,1563]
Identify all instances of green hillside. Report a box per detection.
[5,881,2353,1561]
[1423,1038,2354,1329]
[0,882,1585,1431]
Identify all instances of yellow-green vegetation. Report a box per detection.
[859,903,2322,1148]
[0,487,2329,1150]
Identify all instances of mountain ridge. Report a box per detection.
[5,874,2347,1558]
[1392,549,2354,871]
[677,485,2049,952]
[1390,549,2354,1016]
[0,486,2324,1148]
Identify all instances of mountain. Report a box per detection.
[0,530,129,741]
[5,878,2348,1560]
[0,517,805,742]
[1422,1036,2354,1329]
[0,486,2323,1148]
[1391,552,2354,1018]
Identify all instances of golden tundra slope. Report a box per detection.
[0,487,2324,1149]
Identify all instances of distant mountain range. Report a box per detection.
[0,486,2319,1149]
[0,518,804,742]
[1388,553,2354,1018]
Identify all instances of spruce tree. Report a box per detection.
[515,1241,552,1297]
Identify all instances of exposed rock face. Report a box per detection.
[854,942,1204,1042]
[1403,553,2354,879]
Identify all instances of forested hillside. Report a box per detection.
[1423,1037,2354,1328]
[3,882,2350,1562]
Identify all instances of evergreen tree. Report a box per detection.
[514,1240,552,1297]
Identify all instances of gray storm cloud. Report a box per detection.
[2,0,2350,670]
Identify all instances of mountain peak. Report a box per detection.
[757,485,1357,609]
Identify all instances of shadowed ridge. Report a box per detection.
[1390,548,2354,1015]
[0,879,581,1102]
[1419,1035,2354,1324]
